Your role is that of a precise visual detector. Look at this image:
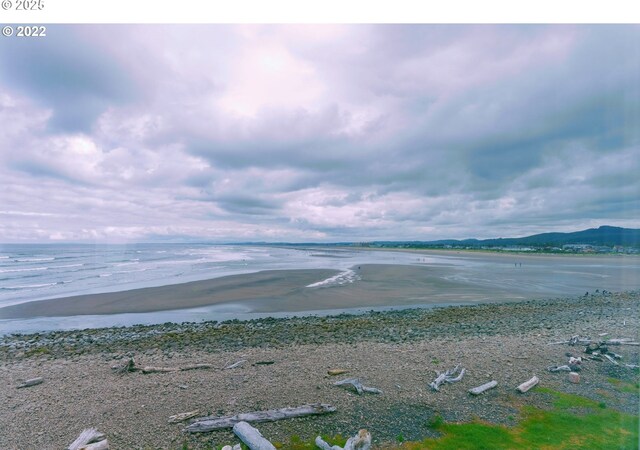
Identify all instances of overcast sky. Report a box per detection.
[0,25,638,243]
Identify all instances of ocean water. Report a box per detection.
[1,243,639,333]
[0,243,444,309]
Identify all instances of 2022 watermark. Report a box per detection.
[3,25,46,36]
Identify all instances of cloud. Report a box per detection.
[0,25,638,242]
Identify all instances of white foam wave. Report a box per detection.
[0,266,48,273]
[51,263,84,269]
[16,257,55,262]
[4,282,57,290]
[306,269,361,288]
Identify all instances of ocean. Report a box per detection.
[1,243,639,333]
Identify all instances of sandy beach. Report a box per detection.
[3,250,639,321]
[0,291,638,449]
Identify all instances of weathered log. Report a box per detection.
[603,354,619,365]
[468,380,497,395]
[168,410,200,424]
[333,378,382,395]
[112,357,136,374]
[625,364,639,369]
[233,421,276,450]
[516,376,539,393]
[605,339,640,346]
[81,440,109,450]
[17,377,43,388]
[328,369,349,376]
[186,403,336,433]
[225,360,247,370]
[67,428,106,450]
[181,363,216,371]
[430,365,465,391]
[141,366,179,373]
[548,365,572,372]
[316,429,371,450]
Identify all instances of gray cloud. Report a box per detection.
[0,25,638,242]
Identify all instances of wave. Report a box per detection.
[2,282,58,290]
[50,263,84,269]
[306,269,361,288]
[15,257,55,262]
[0,266,48,273]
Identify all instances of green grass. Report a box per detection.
[608,377,640,394]
[381,388,638,450]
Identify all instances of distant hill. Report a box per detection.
[367,226,640,249]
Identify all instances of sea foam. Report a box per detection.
[306,269,361,288]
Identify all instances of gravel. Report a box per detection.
[0,291,638,449]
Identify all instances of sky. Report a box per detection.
[0,25,638,243]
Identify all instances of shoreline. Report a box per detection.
[3,248,639,323]
[0,291,638,449]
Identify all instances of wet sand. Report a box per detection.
[0,264,514,320]
[2,249,638,321]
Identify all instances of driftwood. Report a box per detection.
[603,354,619,365]
[225,360,247,370]
[186,403,336,433]
[67,428,107,450]
[233,421,276,450]
[468,380,497,395]
[333,378,382,395]
[430,365,465,391]
[316,429,372,450]
[625,364,639,369]
[548,365,572,372]
[549,336,640,346]
[17,377,43,388]
[168,410,200,424]
[112,358,215,374]
[328,369,349,376]
[516,376,539,393]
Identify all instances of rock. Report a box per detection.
[568,372,580,384]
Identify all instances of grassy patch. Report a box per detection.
[608,377,640,394]
[380,389,638,450]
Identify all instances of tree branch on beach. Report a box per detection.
[67,428,108,450]
[333,378,382,395]
[233,421,276,450]
[429,365,465,391]
[185,403,337,433]
[111,358,216,374]
[316,429,372,450]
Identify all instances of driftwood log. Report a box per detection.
[333,378,382,395]
[468,380,497,396]
[112,358,215,374]
[430,365,465,391]
[67,428,108,450]
[168,410,200,424]
[224,360,247,370]
[233,421,276,450]
[516,376,539,393]
[186,403,336,433]
[316,429,372,450]
[17,377,43,389]
[548,365,572,372]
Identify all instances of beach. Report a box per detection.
[0,291,638,449]
[2,251,640,323]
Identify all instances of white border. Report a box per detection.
[1,0,639,24]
